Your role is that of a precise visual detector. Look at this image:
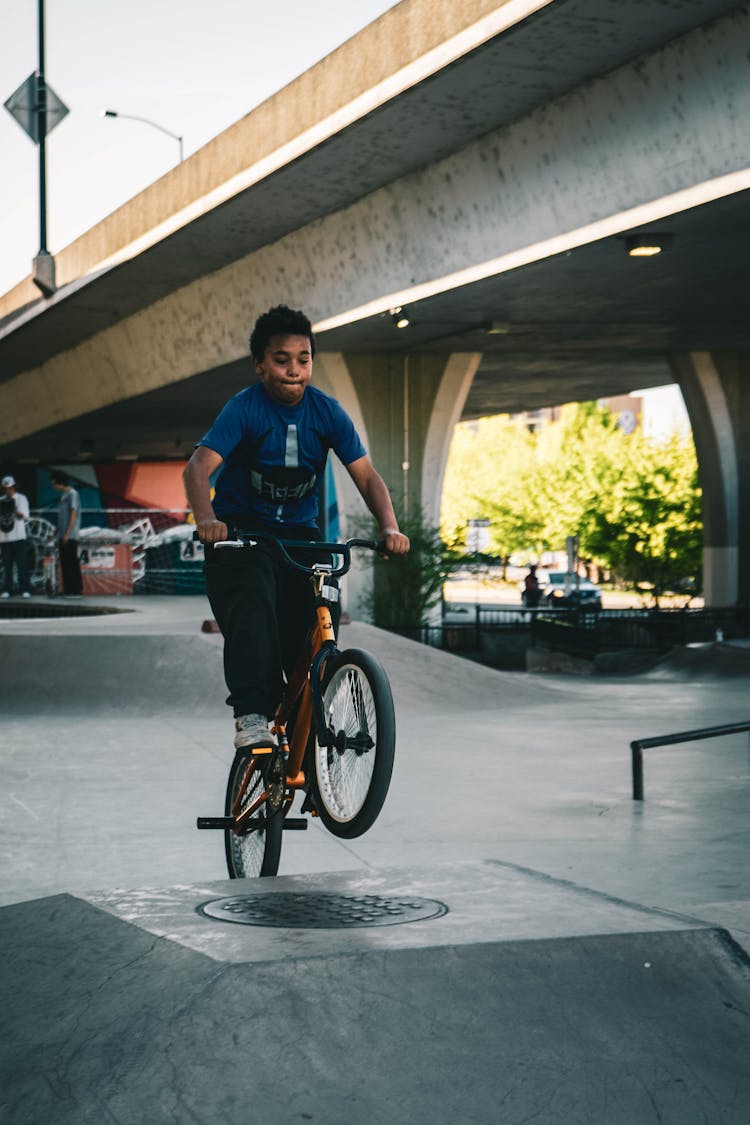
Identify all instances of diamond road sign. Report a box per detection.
[4,72,69,144]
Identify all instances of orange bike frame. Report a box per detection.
[230,595,337,833]
[273,600,336,788]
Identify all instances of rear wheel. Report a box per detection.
[310,649,395,839]
[224,751,283,878]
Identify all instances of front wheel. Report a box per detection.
[310,648,395,839]
[224,751,283,878]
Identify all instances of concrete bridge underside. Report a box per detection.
[1,0,749,604]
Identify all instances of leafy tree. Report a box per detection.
[441,414,544,557]
[584,432,702,604]
[440,403,702,599]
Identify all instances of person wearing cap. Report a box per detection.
[0,475,31,598]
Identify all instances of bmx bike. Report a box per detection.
[197,532,396,878]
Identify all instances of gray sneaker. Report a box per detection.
[234,713,275,751]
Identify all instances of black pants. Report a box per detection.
[59,539,83,595]
[205,525,339,718]
[1,540,31,595]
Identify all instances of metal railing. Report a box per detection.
[630,721,750,800]
[377,603,750,674]
[532,604,750,657]
[10,509,203,596]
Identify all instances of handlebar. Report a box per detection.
[207,530,383,578]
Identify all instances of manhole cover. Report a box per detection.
[198,892,448,929]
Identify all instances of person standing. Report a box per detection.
[523,563,541,608]
[51,470,83,597]
[0,475,31,598]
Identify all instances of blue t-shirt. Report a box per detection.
[198,382,367,528]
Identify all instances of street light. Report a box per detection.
[103,109,183,163]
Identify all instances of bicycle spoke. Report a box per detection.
[225,753,282,877]
[319,666,377,820]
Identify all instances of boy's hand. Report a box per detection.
[196,518,229,543]
[380,530,410,557]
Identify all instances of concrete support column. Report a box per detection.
[421,353,482,527]
[670,351,750,606]
[316,350,480,618]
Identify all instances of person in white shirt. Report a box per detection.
[0,475,31,598]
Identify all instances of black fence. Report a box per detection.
[384,603,750,670]
[530,604,750,658]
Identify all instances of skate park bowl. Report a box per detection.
[2,606,750,1122]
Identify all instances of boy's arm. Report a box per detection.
[183,446,228,542]
[345,456,409,555]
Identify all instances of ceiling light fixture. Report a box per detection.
[625,233,673,257]
[390,306,410,328]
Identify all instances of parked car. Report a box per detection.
[543,572,602,610]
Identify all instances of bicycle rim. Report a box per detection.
[313,649,395,838]
[224,752,282,878]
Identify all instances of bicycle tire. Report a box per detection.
[310,648,395,839]
[224,751,283,878]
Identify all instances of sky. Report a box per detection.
[1,0,400,295]
[1,0,689,433]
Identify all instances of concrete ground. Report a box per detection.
[1,594,749,928]
[2,595,750,1123]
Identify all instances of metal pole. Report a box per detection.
[402,355,410,516]
[631,741,644,801]
[38,0,48,253]
[32,0,56,294]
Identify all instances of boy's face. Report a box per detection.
[255,333,312,406]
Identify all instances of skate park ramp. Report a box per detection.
[3,608,750,1122]
[0,618,549,715]
[0,632,228,715]
[3,862,750,1125]
[644,640,750,680]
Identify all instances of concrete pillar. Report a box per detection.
[315,350,480,618]
[670,351,750,606]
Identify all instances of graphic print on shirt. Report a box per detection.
[248,424,320,513]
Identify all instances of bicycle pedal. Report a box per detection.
[196,816,234,830]
[282,818,308,830]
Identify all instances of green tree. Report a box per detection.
[585,431,702,603]
[441,414,544,557]
[441,403,702,598]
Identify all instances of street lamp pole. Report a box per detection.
[4,0,68,294]
[37,0,48,254]
[33,0,56,294]
[103,109,183,163]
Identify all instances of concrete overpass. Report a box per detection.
[1,0,749,604]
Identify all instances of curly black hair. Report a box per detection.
[249,305,315,361]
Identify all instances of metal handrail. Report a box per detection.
[631,721,750,800]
